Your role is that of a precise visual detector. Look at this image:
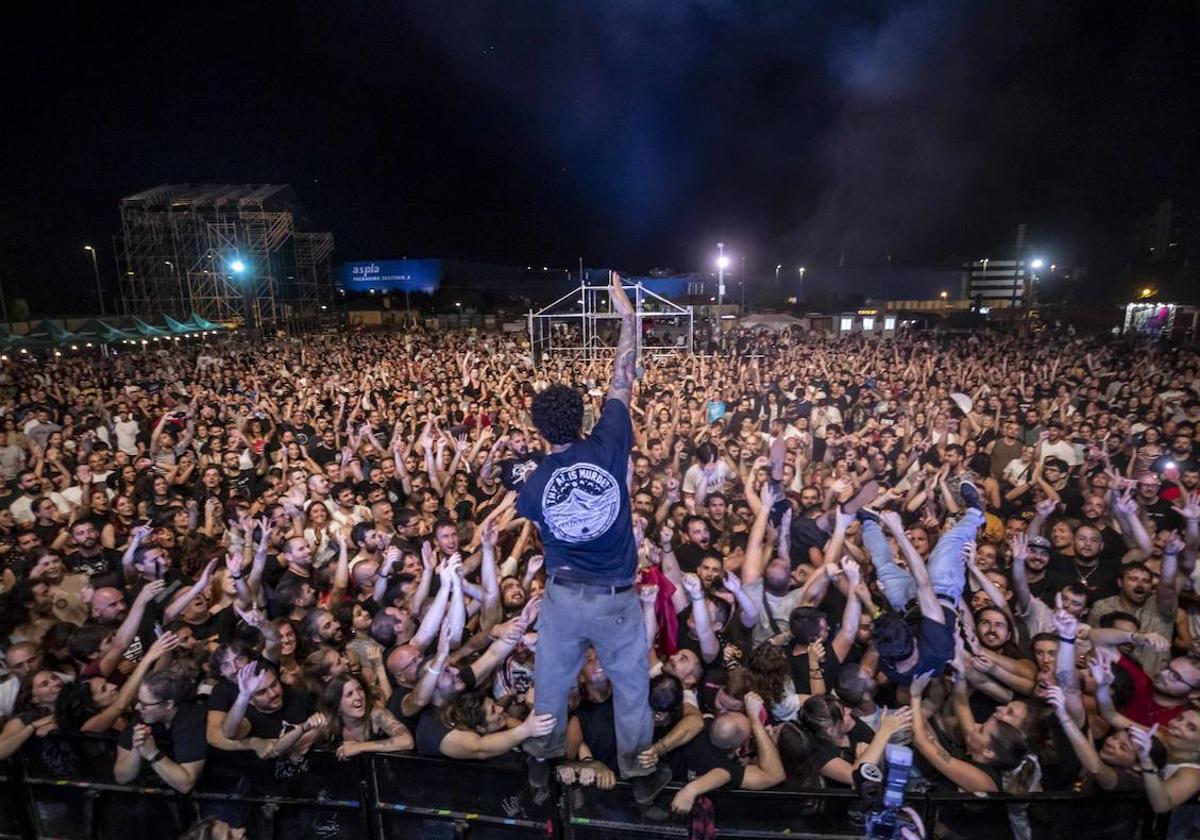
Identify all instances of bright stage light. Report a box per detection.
[1030,258,1045,270]
[230,259,246,274]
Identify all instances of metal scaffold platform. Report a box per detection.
[115,184,334,334]
[527,278,694,366]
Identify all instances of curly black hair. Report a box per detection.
[531,384,584,445]
[54,679,99,732]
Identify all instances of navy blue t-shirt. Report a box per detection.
[517,399,636,586]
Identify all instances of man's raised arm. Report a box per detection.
[606,271,637,407]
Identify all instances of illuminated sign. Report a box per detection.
[339,260,443,293]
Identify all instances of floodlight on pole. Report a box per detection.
[84,245,105,315]
[716,242,727,308]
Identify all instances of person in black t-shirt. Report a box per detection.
[114,669,208,793]
[669,692,785,814]
[219,662,315,755]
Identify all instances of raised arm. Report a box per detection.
[831,558,864,662]
[680,574,720,664]
[606,272,637,407]
[880,511,944,625]
[740,483,774,587]
[909,673,999,792]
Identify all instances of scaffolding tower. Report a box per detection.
[115,184,334,333]
[528,278,694,366]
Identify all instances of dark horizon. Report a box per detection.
[2,2,1198,316]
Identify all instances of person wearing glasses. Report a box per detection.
[1103,653,1200,731]
[113,667,207,793]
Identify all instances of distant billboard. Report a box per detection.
[339,259,443,293]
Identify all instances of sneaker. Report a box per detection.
[631,764,672,806]
[527,755,550,791]
[856,507,881,524]
[638,803,671,822]
[958,480,983,512]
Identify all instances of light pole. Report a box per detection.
[230,258,255,339]
[716,243,729,307]
[775,264,781,288]
[798,266,806,304]
[740,255,746,311]
[1029,258,1045,307]
[84,245,105,315]
[165,261,187,315]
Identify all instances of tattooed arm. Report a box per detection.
[606,271,637,408]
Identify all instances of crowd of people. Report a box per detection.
[1,304,1199,839]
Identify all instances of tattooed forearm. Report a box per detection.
[607,313,637,406]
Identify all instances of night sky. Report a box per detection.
[3,2,1198,314]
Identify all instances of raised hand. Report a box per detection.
[909,670,935,697]
[609,272,634,316]
[481,518,498,547]
[1140,632,1171,655]
[519,712,557,739]
[1051,592,1078,639]
[842,558,862,589]
[743,691,765,721]
[519,593,542,628]
[1008,533,1028,566]
[1128,724,1158,765]
[1088,652,1114,688]
[146,631,181,661]
[1036,497,1058,518]
[134,579,166,607]
[1180,492,1200,522]
[237,663,268,698]
[639,583,660,605]
[880,706,914,735]
[1114,488,1138,517]
[962,540,977,568]
[723,571,743,595]
[382,546,401,574]
[681,573,704,601]
[234,603,266,631]
[1043,684,1069,718]
[878,510,904,533]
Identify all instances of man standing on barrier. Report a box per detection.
[518,271,672,806]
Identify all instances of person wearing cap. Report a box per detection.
[1014,534,1070,609]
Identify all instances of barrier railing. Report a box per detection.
[3,734,1165,840]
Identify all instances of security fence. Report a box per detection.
[0,734,1166,839]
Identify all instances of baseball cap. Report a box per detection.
[1027,536,1051,551]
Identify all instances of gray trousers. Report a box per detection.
[524,579,654,779]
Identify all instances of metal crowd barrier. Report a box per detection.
[2,734,1167,840]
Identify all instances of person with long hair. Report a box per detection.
[286,674,412,760]
[909,671,1028,793]
[0,670,62,759]
[415,689,554,760]
[100,494,137,550]
[792,693,913,786]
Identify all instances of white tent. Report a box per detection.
[737,313,805,331]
